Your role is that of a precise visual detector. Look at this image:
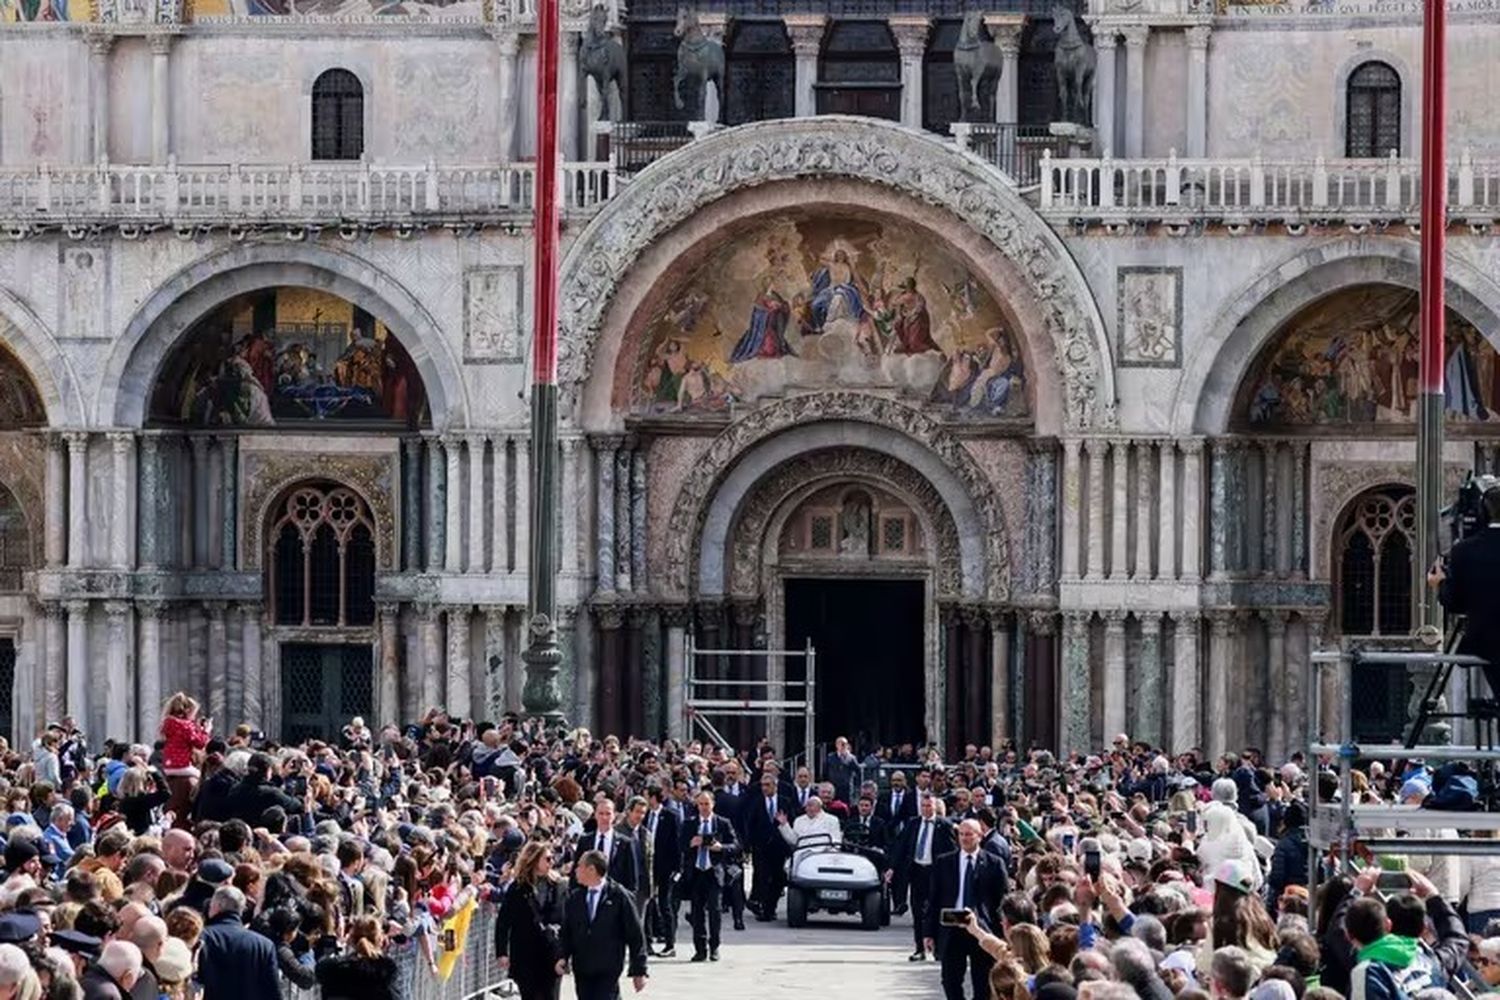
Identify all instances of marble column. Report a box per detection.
[626,607,649,738]
[241,603,263,728]
[631,446,648,591]
[664,607,688,740]
[1109,440,1129,581]
[44,434,65,568]
[1157,441,1176,580]
[490,435,510,573]
[1185,25,1211,158]
[1102,611,1127,740]
[990,611,1012,743]
[418,605,443,711]
[1264,610,1289,759]
[891,18,929,130]
[401,439,422,572]
[443,438,463,574]
[513,436,530,578]
[496,30,519,161]
[942,606,962,757]
[1134,440,1153,581]
[1094,32,1118,153]
[88,33,113,161]
[561,31,582,158]
[614,444,632,593]
[225,604,244,725]
[149,33,172,163]
[467,435,487,574]
[138,435,161,570]
[1206,611,1232,758]
[1261,441,1278,578]
[1136,613,1163,748]
[378,604,400,729]
[65,432,88,569]
[989,22,1021,123]
[597,604,624,736]
[1208,439,1229,579]
[219,436,237,571]
[593,436,618,594]
[1182,439,1204,581]
[103,601,132,739]
[1171,612,1200,752]
[1291,442,1308,579]
[786,16,825,118]
[961,608,986,747]
[447,605,472,718]
[1306,611,1333,738]
[205,602,227,722]
[107,433,134,570]
[43,603,65,725]
[205,440,224,570]
[1085,439,1106,580]
[65,599,88,727]
[560,438,580,576]
[189,436,210,570]
[1062,613,1091,753]
[1061,439,1082,581]
[136,601,163,738]
[425,437,445,573]
[1122,26,1148,159]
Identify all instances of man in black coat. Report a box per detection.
[891,795,955,960]
[225,754,305,829]
[876,770,917,912]
[1434,483,1500,698]
[712,767,748,931]
[742,771,793,922]
[557,850,648,1000]
[575,799,640,893]
[843,794,890,854]
[923,819,1009,1000]
[643,785,681,957]
[678,789,739,962]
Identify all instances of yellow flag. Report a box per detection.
[435,897,477,982]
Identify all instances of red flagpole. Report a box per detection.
[532,0,561,387]
[1417,0,1446,634]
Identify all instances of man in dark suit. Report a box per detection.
[974,806,1013,876]
[1434,482,1500,697]
[785,766,815,817]
[923,819,1009,1000]
[843,794,889,853]
[615,795,653,923]
[557,849,648,1000]
[576,799,639,893]
[643,785,681,958]
[712,766,748,931]
[876,770,917,913]
[743,770,793,922]
[891,794,954,961]
[679,789,739,962]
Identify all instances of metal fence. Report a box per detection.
[283,903,511,1000]
[609,121,696,174]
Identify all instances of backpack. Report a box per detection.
[1424,762,1481,811]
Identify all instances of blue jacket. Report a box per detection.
[197,914,282,1000]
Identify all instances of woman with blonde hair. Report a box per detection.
[1007,922,1052,974]
[315,915,398,1000]
[159,692,211,828]
[494,839,566,1000]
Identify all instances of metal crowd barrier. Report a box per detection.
[282,903,512,1000]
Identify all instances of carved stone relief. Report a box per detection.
[464,266,525,364]
[239,450,398,572]
[1117,266,1181,368]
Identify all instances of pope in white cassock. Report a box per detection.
[778,795,842,864]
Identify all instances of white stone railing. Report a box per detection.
[0,158,617,225]
[1038,149,1500,223]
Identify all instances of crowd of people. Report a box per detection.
[0,691,1496,1000]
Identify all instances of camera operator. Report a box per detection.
[1427,481,1500,698]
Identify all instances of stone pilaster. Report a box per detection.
[593,435,619,595]
[1170,612,1200,752]
[1136,613,1163,748]
[1085,438,1106,580]
[1062,613,1091,753]
[65,599,88,728]
[468,435,488,574]
[1206,610,1233,758]
[64,432,89,569]
[496,30,520,161]
[1061,438,1082,581]
[104,601,132,739]
[240,602,263,729]
[1157,440,1176,580]
[378,603,401,729]
[401,438,423,572]
[205,601,227,722]
[1102,610,1127,740]
[631,445,648,591]
[443,437,463,574]
[785,16,825,118]
[219,435,237,571]
[137,601,164,738]
[1134,440,1153,581]
[890,17,929,130]
[1121,25,1148,158]
[1185,24,1211,158]
[1181,439,1204,581]
[425,437,445,573]
[1109,440,1129,581]
[418,604,443,712]
[1094,31,1118,153]
[447,605,472,719]
[43,603,65,726]
[44,433,65,568]
[614,443,632,593]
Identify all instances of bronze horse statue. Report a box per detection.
[580,4,627,121]
[1052,5,1096,126]
[673,8,725,122]
[953,12,1003,122]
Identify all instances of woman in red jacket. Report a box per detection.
[160,692,212,828]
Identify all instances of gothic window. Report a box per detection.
[0,484,32,592]
[725,20,794,126]
[817,20,901,121]
[1335,485,1415,637]
[270,483,377,629]
[1346,61,1401,158]
[311,69,365,161]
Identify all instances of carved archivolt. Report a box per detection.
[725,449,964,600]
[240,451,398,572]
[558,117,1116,431]
[669,391,1009,601]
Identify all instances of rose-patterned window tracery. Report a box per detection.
[1335,485,1414,637]
[270,483,376,628]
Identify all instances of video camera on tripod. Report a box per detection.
[1441,472,1500,544]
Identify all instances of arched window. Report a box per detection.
[725,20,794,126]
[1335,485,1415,637]
[0,484,33,592]
[817,21,901,121]
[1346,61,1401,158]
[270,483,377,628]
[311,69,365,161]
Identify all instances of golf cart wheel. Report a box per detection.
[861,889,882,930]
[786,887,808,928]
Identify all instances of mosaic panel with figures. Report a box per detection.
[1238,284,1500,429]
[628,213,1030,422]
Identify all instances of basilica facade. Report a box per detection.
[0,0,1497,760]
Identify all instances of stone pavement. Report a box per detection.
[560,910,945,1000]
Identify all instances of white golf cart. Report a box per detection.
[783,833,890,930]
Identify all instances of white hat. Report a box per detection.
[1128,837,1153,863]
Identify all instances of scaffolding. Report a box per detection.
[683,636,816,764]
[1306,648,1500,901]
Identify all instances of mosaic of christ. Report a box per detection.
[1240,284,1500,428]
[629,215,1029,420]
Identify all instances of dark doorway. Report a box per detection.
[0,638,13,745]
[784,577,925,752]
[280,643,373,744]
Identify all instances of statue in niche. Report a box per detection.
[673,7,725,122]
[953,11,1003,123]
[580,4,627,122]
[1051,5,1096,126]
[840,492,873,557]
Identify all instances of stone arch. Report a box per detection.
[726,448,964,600]
[0,287,84,427]
[670,392,1008,603]
[559,116,1115,432]
[1174,237,1500,435]
[97,242,471,430]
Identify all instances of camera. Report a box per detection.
[1442,472,1500,543]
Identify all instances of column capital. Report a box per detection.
[1102,609,1127,630]
[106,430,134,452]
[1261,608,1289,633]
[560,436,580,456]
[958,604,988,630]
[465,432,488,450]
[984,16,1024,54]
[1121,24,1150,49]
[589,432,626,452]
[104,599,132,619]
[561,29,581,54]
[137,599,168,620]
[41,601,66,621]
[1181,437,1205,457]
[494,27,520,57]
[1137,611,1162,635]
[202,600,227,621]
[730,599,759,629]
[888,16,930,57]
[1082,437,1108,457]
[661,604,692,629]
[1091,27,1119,51]
[62,430,89,452]
[1027,609,1058,636]
[784,14,827,56]
[446,603,474,622]
[376,601,402,618]
[415,602,440,624]
[64,598,89,615]
[147,31,177,56]
[1185,24,1212,51]
[1172,609,1201,628]
[85,30,116,57]
[596,602,626,631]
[1062,611,1090,635]
[1206,608,1234,634]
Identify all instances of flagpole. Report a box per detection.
[1416,0,1447,637]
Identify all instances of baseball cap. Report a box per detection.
[197,858,234,885]
[50,929,102,958]
[0,911,41,944]
[3,839,38,870]
[1214,858,1257,895]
